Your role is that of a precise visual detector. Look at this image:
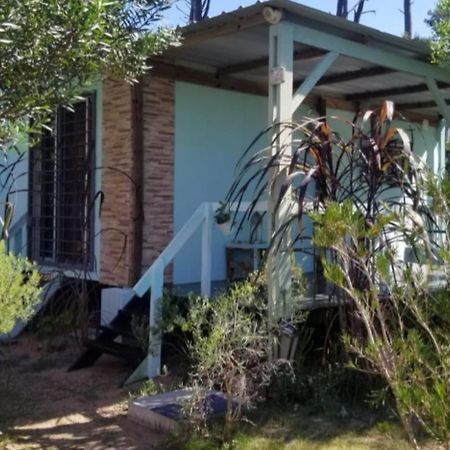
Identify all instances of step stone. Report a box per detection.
[128,389,229,433]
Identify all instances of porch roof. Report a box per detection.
[157,0,450,121]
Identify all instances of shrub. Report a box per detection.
[164,268,307,433]
[0,241,41,335]
[224,100,450,447]
[312,196,450,448]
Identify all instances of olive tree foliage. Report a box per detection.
[0,0,176,336]
[0,0,177,148]
[429,0,450,65]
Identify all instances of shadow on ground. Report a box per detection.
[0,335,165,450]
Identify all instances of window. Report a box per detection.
[29,95,96,268]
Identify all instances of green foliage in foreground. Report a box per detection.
[0,241,41,335]
[160,267,307,429]
[0,0,177,147]
[312,190,450,447]
[429,0,450,65]
[169,407,414,450]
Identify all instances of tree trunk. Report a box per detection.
[336,0,348,18]
[189,0,201,22]
[189,0,210,23]
[403,0,412,38]
[353,0,366,23]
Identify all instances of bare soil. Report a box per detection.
[0,335,166,450]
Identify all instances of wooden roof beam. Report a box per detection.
[292,51,339,114]
[346,81,450,102]
[217,48,326,76]
[151,60,267,96]
[293,66,395,90]
[396,99,450,111]
[293,23,450,84]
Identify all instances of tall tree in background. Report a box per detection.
[403,0,413,37]
[336,0,367,23]
[187,0,210,23]
[336,0,349,18]
[353,0,367,23]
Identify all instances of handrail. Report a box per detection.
[133,202,213,298]
[129,202,213,380]
[127,200,268,382]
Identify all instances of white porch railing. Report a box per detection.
[127,201,267,384]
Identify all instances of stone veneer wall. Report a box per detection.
[100,79,135,286]
[100,76,174,287]
[141,76,175,280]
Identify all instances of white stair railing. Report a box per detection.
[128,202,214,383]
[126,201,268,384]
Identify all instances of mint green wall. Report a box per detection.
[172,83,440,285]
[173,82,267,284]
[173,82,319,285]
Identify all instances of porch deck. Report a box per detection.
[171,272,335,311]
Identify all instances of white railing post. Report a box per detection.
[147,261,164,378]
[201,203,213,297]
[134,204,207,298]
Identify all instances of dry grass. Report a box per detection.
[0,334,166,450]
[0,335,445,450]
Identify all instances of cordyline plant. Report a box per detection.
[225,101,423,271]
[224,101,450,447]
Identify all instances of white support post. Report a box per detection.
[426,78,449,175]
[437,118,446,176]
[426,78,450,126]
[434,118,447,249]
[292,51,338,115]
[267,21,294,322]
[201,203,213,297]
[147,261,164,378]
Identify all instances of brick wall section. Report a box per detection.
[100,76,175,287]
[141,76,175,281]
[100,79,136,286]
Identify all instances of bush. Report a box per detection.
[221,101,450,447]
[313,195,450,447]
[164,268,307,433]
[0,241,41,335]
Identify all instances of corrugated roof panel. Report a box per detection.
[160,1,444,118]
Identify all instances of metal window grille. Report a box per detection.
[28,95,95,269]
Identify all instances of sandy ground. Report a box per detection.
[0,335,167,450]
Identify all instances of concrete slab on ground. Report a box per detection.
[128,389,228,433]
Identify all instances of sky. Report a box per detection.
[164,0,437,37]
